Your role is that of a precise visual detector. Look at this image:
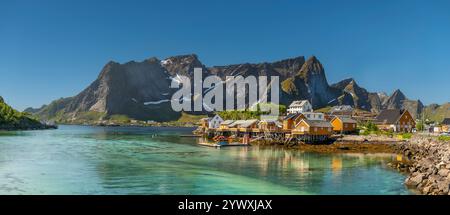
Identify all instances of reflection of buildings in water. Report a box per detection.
[280,151,310,175]
[331,157,343,175]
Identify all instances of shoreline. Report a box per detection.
[0,124,57,131]
[393,135,450,195]
[253,140,398,154]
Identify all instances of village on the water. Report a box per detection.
[194,100,450,147]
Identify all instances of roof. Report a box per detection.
[375,109,405,124]
[298,119,333,128]
[259,119,282,127]
[284,113,298,120]
[239,119,259,128]
[220,120,234,125]
[200,117,211,121]
[228,120,245,127]
[330,105,353,112]
[283,113,304,121]
[333,116,357,124]
[228,119,259,128]
[442,118,450,125]
[288,100,310,108]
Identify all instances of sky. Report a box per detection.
[1,0,449,110]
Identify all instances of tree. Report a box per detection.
[416,122,424,131]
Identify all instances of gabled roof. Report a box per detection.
[228,120,245,127]
[330,105,353,112]
[220,120,234,125]
[239,119,259,128]
[259,119,282,127]
[284,113,298,120]
[375,109,406,124]
[228,119,259,128]
[442,118,450,125]
[333,116,357,124]
[288,100,310,108]
[297,119,333,128]
[283,113,304,121]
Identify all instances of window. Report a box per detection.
[314,127,318,132]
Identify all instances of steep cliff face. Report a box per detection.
[331,78,382,112]
[28,54,426,122]
[281,56,340,108]
[383,89,407,109]
[31,58,178,122]
[381,89,424,118]
[161,54,207,78]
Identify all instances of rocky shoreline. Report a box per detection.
[395,136,450,195]
[0,123,57,131]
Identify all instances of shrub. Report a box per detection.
[438,135,450,142]
[401,133,413,139]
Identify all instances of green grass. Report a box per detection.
[0,97,43,129]
[109,114,131,123]
[76,111,106,121]
[315,106,332,113]
[175,112,207,123]
[438,135,450,142]
[401,133,413,139]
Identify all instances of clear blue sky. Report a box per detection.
[1,0,449,110]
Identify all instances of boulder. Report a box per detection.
[437,180,450,193]
[438,169,450,178]
[405,173,424,187]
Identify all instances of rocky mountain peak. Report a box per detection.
[28,53,429,122]
[145,57,160,64]
[301,56,324,75]
[161,54,205,77]
[331,78,356,90]
[390,89,407,102]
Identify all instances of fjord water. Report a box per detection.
[0,125,410,194]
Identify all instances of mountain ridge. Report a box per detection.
[26,54,428,122]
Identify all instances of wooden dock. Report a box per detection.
[197,142,250,148]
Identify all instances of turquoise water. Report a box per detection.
[0,125,411,195]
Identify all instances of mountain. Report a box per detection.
[382,89,424,118]
[281,56,341,108]
[422,102,450,122]
[1,96,52,130]
[27,54,427,122]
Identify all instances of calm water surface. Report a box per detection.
[0,125,411,194]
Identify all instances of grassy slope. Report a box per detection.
[423,102,450,123]
[0,97,44,129]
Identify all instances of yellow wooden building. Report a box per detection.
[330,116,357,134]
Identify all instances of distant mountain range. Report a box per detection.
[25,54,438,122]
